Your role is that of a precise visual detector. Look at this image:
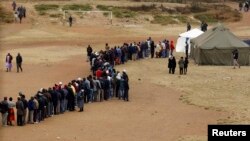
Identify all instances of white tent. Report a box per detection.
[176,28,204,53]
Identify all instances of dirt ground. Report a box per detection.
[0,1,250,141]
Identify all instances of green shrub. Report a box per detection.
[125,4,157,12]
[49,13,62,18]
[38,11,47,16]
[194,14,217,23]
[62,4,93,11]
[96,5,112,11]
[151,15,177,25]
[34,4,59,11]
[113,8,136,18]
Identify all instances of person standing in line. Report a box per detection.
[232,49,240,69]
[77,90,84,112]
[5,53,13,72]
[16,97,24,126]
[123,79,129,101]
[33,96,39,123]
[1,97,9,127]
[7,97,15,126]
[69,15,73,27]
[150,41,155,58]
[16,53,23,72]
[184,57,189,75]
[27,96,35,124]
[19,93,28,125]
[178,57,184,75]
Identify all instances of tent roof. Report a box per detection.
[191,24,249,49]
[179,28,204,38]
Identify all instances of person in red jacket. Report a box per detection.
[170,40,175,56]
[95,68,103,79]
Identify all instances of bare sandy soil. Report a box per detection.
[0,1,250,141]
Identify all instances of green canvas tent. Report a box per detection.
[190,24,250,65]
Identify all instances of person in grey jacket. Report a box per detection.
[178,57,184,75]
[16,97,24,126]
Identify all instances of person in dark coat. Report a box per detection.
[87,45,93,61]
[16,53,23,72]
[1,97,9,126]
[150,41,155,58]
[185,41,189,58]
[27,96,34,124]
[187,22,191,31]
[16,97,24,126]
[123,80,129,101]
[50,88,58,115]
[168,56,176,74]
[69,15,73,27]
[184,57,189,75]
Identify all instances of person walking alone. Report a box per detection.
[69,15,73,27]
[16,53,23,72]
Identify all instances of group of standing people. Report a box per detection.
[1,45,132,127]
[168,56,189,75]
[12,1,26,24]
[0,69,130,127]
[200,21,208,32]
[5,53,23,73]
[239,1,249,12]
